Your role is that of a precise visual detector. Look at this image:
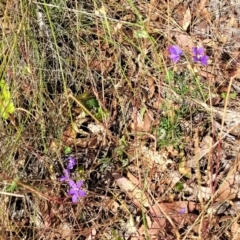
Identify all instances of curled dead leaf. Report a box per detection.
[112,173,150,208]
[141,146,174,171]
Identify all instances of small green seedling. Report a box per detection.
[175,181,184,192]
[221,92,236,99]
[64,146,72,155]
[6,179,18,193]
[76,92,109,121]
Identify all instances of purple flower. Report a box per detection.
[179,207,186,214]
[192,47,209,66]
[168,45,183,63]
[60,169,71,182]
[67,157,76,170]
[68,180,86,203]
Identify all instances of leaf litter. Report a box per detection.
[1,0,240,239]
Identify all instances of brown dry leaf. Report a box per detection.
[192,98,240,137]
[89,57,114,75]
[130,108,153,132]
[196,174,240,202]
[196,0,211,24]
[191,169,240,201]
[136,223,151,240]
[141,146,174,171]
[150,201,200,217]
[153,97,162,109]
[166,145,179,157]
[62,124,103,148]
[127,172,141,186]
[149,201,199,238]
[215,174,240,201]
[130,234,145,240]
[174,33,194,49]
[76,135,99,148]
[147,76,155,99]
[198,0,208,9]
[194,185,212,200]
[130,110,144,131]
[173,4,186,27]
[231,220,240,239]
[62,124,77,146]
[232,151,240,174]
[112,173,150,207]
[143,110,153,132]
[187,135,213,168]
[229,16,238,28]
[88,123,105,134]
[201,8,212,24]
[182,7,191,31]
[148,220,163,237]
[230,67,240,79]
[78,228,94,238]
[58,223,72,240]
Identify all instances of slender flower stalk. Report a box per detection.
[59,156,86,203]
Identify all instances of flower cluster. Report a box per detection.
[168,45,209,66]
[192,47,209,66]
[60,157,86,203]
[168,45,183,63]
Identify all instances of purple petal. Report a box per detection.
[169,45,183,55]
[78,190,86,197]
[60,176,67,182]
[170,54,180,63]
[72,194,78,203]
[192,47,204,56]
[64,169,70,176]
[60,169,70,182]
[193,56,200,63]
[67,157,76,169]
[68,189,77,195]
[76,180,83,188]
[179,207,186,214]
[200,55,209,66]
[68,180,76,188]
[168,45,183,63]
